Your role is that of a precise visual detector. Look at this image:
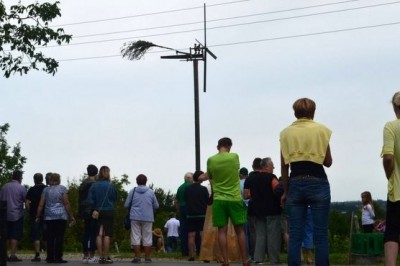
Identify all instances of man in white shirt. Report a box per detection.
[164,212,180,253]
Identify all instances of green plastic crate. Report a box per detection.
[351,233,384,256]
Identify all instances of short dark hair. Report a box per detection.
[136,174,147,185]
[12,170,23,181]
[217,137,232,149]
[87,164,98,177]
[252,158,262,170]
[33,173,43,184]
[45,172,52,185]
[193,170,204,182]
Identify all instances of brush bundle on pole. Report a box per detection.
[121,40,177,60]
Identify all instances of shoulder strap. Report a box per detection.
[99,184,111,209]
[128,188,136,209]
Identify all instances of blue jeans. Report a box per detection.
[286,177,330,266]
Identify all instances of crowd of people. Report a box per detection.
[2,94,400,266]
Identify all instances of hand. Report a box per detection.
[280,193,287,208]
[69,217,76,227]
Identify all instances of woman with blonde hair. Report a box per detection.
[280,98,332,266]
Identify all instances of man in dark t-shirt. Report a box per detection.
[26,173,47,262]
[184,170,209,261]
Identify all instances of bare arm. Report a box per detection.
[198,173,209,182]
[63,193,76,225]
[35,195,45,222]
[323,144,332,167]
[243,188,251,200]
[383,154,394,180]
[25,199,31,212]
[280,152,289,207]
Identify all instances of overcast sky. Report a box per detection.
[1,0,400,201]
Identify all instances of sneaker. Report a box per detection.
[31,256,41,262]
[144,258,152,263]
[102,257,113,264]
[87,257,99,264]
[131,258,141,263]
[82,257,89,264]
[8,256,22,262]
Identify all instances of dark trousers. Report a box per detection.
[82,217,98,253]
[166,236,178,253]
[46,220,66,261]
[179,206,189,256]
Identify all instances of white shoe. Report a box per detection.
[88,257,99,264]
[82,257,89,264]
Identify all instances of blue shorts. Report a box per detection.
[7,218,23,241]
[30,219,44,241]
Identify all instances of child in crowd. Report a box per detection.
[361,191,375,233]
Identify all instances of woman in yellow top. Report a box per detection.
[280,98,332,266]
[381,91,400,266]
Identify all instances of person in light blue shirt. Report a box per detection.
[125,174,159,263]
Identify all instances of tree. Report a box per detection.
[0,123,27,187]
[0,1,72,78]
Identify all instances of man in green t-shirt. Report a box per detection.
[200,137,249,266]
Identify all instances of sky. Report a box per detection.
[1,0,400,201]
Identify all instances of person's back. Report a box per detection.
[78,177,96,218]
[248,171,281,217]
[130,185,159,222]
[207,152,241,201]
[1,177,26,222]
[165,216,180,237]
[26,175,46,219]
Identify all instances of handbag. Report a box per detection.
[92,184,111,220]
[124,188,136,230]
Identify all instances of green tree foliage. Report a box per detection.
[329,210,351,238]
[150,185,176,230]
[0,1,72,78]
[0,123,26,187]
